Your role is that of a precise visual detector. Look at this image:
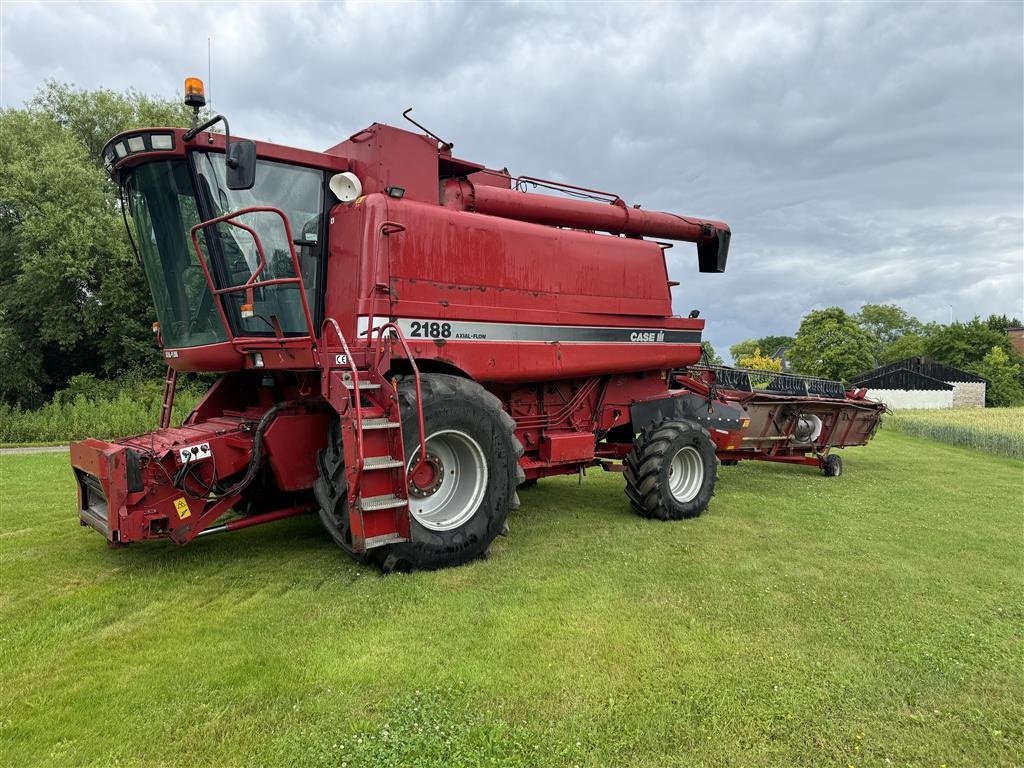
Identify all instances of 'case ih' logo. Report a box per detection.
[631,331,665,342]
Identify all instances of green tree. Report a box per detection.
[982,313,1023,334]
[789,307,875,381]
[700,341,723,366]
[855,303,923,364]
[729,335,794,365]
[879,333,926,363]
[974,346,1024,406]
[736,347,782,372]
[921,318,1017,372]
[755,335,794,356]
[0,82,194,406]
[729,339,759,364]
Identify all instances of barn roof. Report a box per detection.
[854,368,954,391]
[851,356,986,385]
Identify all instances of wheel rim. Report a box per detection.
[407,429,488,531]
[667,445,704,503]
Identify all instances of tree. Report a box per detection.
[755,335,794,357]
[736,347,782,372]
[729,335,793,365]
[788,307,875,381]
[700,341,723,366]
[729,339,759,364]
[982,313,1023,334]
[974,346,1024,406]
[879,333,926,363]
[921,318,1018,373]
[0,82,195,406]
[855,303,923,364]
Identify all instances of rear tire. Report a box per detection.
[624,419,718,520]
[380,374,523,571]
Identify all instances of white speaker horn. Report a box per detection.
[329,172,363,203]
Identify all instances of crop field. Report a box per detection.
[1,431,1021,767]
[884,407,1024,459]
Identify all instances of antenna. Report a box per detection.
[207,37,212,109]
[402,108,453,152]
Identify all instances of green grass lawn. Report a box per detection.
[1,431,1021,767]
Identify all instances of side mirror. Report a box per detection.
[226,140,257,190]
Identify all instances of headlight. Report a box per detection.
[102,132,178,172]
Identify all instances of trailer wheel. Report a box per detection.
[823,454,843,477]
[624,419,718,520]
[380,374,523,571]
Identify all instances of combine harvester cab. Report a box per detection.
[70,78,885,570]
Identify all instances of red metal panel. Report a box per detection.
[325,123,439,203]
[398,339,701,383]
[540,433,596,463]
[263,412,332,491]
[387,198,673,316]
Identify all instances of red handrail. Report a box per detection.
[371,321,428,479]
[321,318,367,493]
[365,221,405,337]
[189,206,316,342]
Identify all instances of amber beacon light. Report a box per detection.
[184,77,206,109]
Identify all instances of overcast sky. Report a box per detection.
[2,1,1022,357]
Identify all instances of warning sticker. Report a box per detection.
[173,497,191,520]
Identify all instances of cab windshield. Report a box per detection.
[127,160,227,348]
[192,153,324,338]
[126,154,325,348]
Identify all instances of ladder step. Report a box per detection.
[364,533,407,549]
[343,380,381,390]
[360,494,408,511]
[363,456,404,470]
[361,418,401,430]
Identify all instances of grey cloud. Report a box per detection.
[2,1,1021,356]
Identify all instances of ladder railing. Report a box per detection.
[321,318,367,492]
[370,321,428,478]
[159,366,178,429]
[321,317,428,501]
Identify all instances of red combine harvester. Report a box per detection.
[71,80,884,571]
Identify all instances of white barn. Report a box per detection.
[851,357,987,409]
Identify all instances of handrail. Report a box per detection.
[370,321,428,479]
[365,221,405,337]
[189,206,316,342]
[159,366,177,430]
[321,318,366,493]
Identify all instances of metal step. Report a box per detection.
[361,417,401,430]
[342,379,381,390]
[363,456,404,470]
[364,533,407,549]
[359,494,408,512]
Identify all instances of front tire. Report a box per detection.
[381,374,522,571]
[823,454,843,477]
[313,420,372,564]
[624,419,718,520]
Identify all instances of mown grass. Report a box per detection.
[884,407,1024,459]
[1,432,1021,767]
